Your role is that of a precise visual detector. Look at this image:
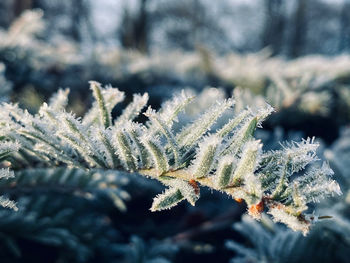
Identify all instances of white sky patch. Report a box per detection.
[90,0,138,42]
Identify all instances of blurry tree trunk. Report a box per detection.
[71,0,85,42]
[69,0,97,43]
[120,9,134,49]
[339,2,350,52]
[14,0,33,17]
[0,0,14,28]
[135,0,149,53]
[0,0,33,28]
[262,0,285,55]
[290,0,307,58]
[120,0,149,53]
[192,0,200,50]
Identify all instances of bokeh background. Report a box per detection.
[0,0,350,262]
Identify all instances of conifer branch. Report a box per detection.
[0,81,341,234]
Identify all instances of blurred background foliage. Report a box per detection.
[0,0,350,262]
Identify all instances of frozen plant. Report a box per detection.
[325,127,350,204]
[227,128,350,263]
[226,213,350,263]
[0,81,341,234]
[0,193,130,262]
[0,141,19,210]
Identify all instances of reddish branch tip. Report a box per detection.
[189,179,200,195]
[234,198,244,203]
[248,200,264,217]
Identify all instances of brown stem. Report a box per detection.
[139,168,247,199]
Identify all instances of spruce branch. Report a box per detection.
[0,81,341,234]
[0,142,20,210]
